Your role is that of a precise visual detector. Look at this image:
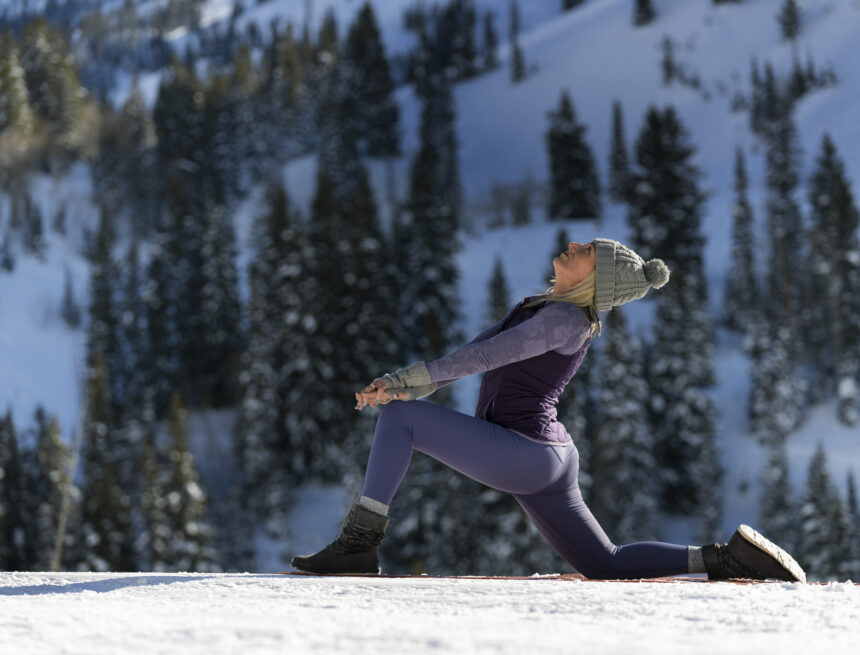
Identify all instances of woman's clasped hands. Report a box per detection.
[354,380,410,411]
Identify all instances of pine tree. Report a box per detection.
[482,10,499,71]
[0,31,27,130]
[0,30,34,160]
[0,410,28,570]
[627,106,707,267]
[22,193,46,258]
[509,1,526,83]
[723,148,759,333]
[778,0,801,42]
[628,107,720,523]
[87,208,123,424]
[749,57,764,136]
[806,135,860,422]
[759,440,795,550]
[79,354,136,571]
[798,444,846,580]
[510,41,526,84]
[159,395,217,571]
[28,408,74,570]
[633,0,656,27]
[144,212,182,419]
[237,182,311,519]
[765,106,804,364]
[19,18,84,148]
[748,320,805,445]
[1,228,14,272]
[608,100,631,203]
[153,56,209,197]
[545,90,601,220]
[399,75,463,361]
[789,51,807,102]
[198,189,243,408]
[660,36,676,86]
[318,7,340,63]
[845,471,860,579]
[592,307,659,543]
[61,266,82,328]
[486,256,512,324]
[118,84,160,238]
[139,431,169,570]
[342,2,401,157]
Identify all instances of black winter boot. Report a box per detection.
[291,504,389,575]
[702,524,806,582]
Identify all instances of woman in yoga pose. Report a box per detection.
[291,239,805,582]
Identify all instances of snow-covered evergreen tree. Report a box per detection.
[61,265,82,328]
[87,209,124,424]
[199,187,243,408]
[0,32,31,133]
[398,74,463,362]
[748,321,805,445]
[482,10,499,71]
[608,100,631,203]
[159,395,217,571]
[777,0,801,42]
[592,307,659,543]
[749,57,764,136]
[627,106,720,528]
[19,17,83,149]
[236,180,316,526]
[342,2,401,158]
[633,0,656,27]
[486,256,511,324]
[758,439,795,551]
[80,354,136,571]
[509,1,526,84]
[145,212,182,419]
[27,408,75,570]
[0,410,27,570]
[805,134,860,422]
[545,90,601,220]
[723,147,759,333]
[797,444,849,580]
[765,106,805,365]
[845,471,860,579]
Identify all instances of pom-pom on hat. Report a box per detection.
[593,238,670,311]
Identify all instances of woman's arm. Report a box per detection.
[426,302,590,384]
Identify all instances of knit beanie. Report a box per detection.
[593,238,671,311]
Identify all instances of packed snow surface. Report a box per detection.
[0,572,857,654]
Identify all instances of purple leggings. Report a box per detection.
[361,400,689,579]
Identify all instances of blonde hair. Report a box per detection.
[524,270,602,338]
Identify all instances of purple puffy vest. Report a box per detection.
[474,297,591,444]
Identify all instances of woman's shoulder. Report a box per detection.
[533,298,592,334]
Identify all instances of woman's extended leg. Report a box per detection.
[513,450,689,579]
[361,400,571,505]
[292,400,571,574]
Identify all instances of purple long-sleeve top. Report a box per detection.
[425,296,593,444]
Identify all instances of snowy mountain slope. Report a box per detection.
[0,572,857,655]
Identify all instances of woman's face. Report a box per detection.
[552,241,596,293]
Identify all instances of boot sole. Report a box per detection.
[737,524,806,583]
[290,562,381,576]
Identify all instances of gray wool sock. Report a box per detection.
[358,495,390,517]
[688,546,706,574]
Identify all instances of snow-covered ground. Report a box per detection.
[3,0,860,571]
[0,572,856,654]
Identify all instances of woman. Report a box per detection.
[291,239,806,582]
